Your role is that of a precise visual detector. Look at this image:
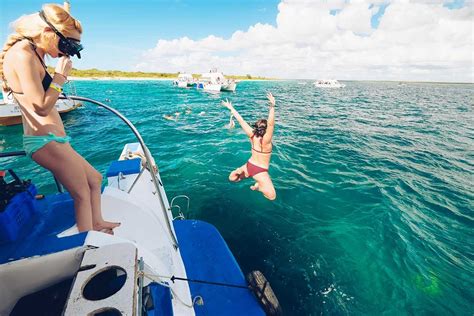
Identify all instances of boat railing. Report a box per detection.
[0,95,179,250]
[170,194,190,219]
[170,205,185,220]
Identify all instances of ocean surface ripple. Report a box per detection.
[1,80,473,315]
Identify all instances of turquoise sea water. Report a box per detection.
[1,80,473,315]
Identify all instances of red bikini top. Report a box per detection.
[251,134,272,154]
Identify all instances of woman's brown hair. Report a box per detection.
[253,119,268,137]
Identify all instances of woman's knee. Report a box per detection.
[229,169,241,182]
[89,170,103,190]
[69,185,91,202]
[229,172,240,182]
[262,187,276,200]
[266,190,276,200]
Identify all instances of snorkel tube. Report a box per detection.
[63,1,71,13]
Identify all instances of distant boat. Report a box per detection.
[221,79,237,92]
[0,82,82,126]
[173,73,196,88]
[313,79,345,88]
[197,70,237,92]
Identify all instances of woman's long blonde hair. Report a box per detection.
[0,3,82,89]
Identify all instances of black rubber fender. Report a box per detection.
[247,270,283,316]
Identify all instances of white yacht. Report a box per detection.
[221,80,237,92]
[196,70,237,92]
[0,81,82,126]
[173,73,196,88]
[313,79,345,88]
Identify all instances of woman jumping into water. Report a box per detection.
[222,93,276,200]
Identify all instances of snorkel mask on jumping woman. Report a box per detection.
[38,10,83,58]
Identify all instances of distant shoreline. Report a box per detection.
[69,76,170,81]
[342,79,474,85]
[65,69,472,84]
[67,77,473,84]
[68,76,280,82]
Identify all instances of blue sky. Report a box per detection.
[1,1,471,82]
[1,0,279,70]
[444,0,465,9]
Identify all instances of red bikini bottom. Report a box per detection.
[242,160,268,178]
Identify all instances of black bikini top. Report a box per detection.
[251,134,272,154]
[7,39,52,95]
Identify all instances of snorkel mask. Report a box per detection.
[38,10,83,58]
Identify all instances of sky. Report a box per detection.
[1,0,473,82]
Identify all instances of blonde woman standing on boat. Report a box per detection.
[222,93,276,200]
[0,4,119,234]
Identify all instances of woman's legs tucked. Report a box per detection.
[252,172,276,200]
[229,163,248,182]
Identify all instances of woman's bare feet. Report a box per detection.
[94,221,121,232]
[250,182,259,191]
[97,228,114,235]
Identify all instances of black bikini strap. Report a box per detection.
[9,89,23,95]
[26,39,47,70]
[2,38,46,96]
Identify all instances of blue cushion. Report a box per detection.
[0,185,38,243]
[146,282,173,316]
[0,192,85,264]
[174,220,265,316]
[0,233,87,264]
[106,158,141,177]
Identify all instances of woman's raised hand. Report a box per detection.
[267,92,275,107]
[221,98,234,111]
[55,56,72,78]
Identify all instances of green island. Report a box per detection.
[47,67,275,80]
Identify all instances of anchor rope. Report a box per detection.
[140,271,204,308]
[139,271,250,290]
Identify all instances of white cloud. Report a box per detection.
[135,0,474,82]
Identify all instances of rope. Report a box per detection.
[140,272,200,308]
[171,275,249,289]
[139,271,251,309]
[140,271,249,289]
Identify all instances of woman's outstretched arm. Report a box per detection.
[222,99,253,137]
[263,92,275,143]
